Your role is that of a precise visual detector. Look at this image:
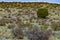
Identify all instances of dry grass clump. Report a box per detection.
[51,22,60,31]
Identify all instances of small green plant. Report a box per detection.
[37,8,48,18]
[51,22,60,31]
[41,26,48,31]
[0,19,6,26]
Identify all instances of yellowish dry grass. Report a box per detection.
[0,2,59,8]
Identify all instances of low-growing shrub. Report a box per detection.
[37,8,48,18]
[27,28,52,40]
[7,24,15,29]
[12,27,24,39]
[51,22,60,31]
[0,19,6,26]
[41,26,48,31]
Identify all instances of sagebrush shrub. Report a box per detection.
[27,28,52,40]
[12,27,24,39]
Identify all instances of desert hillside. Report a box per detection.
[0,2,60,40]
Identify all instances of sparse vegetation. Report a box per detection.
[27,27,52,40]
[0,2,60,40]
[0,2,59,8]
[12,27,24,39]
[0,19,6,26]
[51,22,60,31]
[41,26,48,31]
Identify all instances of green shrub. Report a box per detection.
[41,26,48,31]
[37,8,48,18]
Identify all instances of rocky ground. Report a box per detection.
[0,2,60,40]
